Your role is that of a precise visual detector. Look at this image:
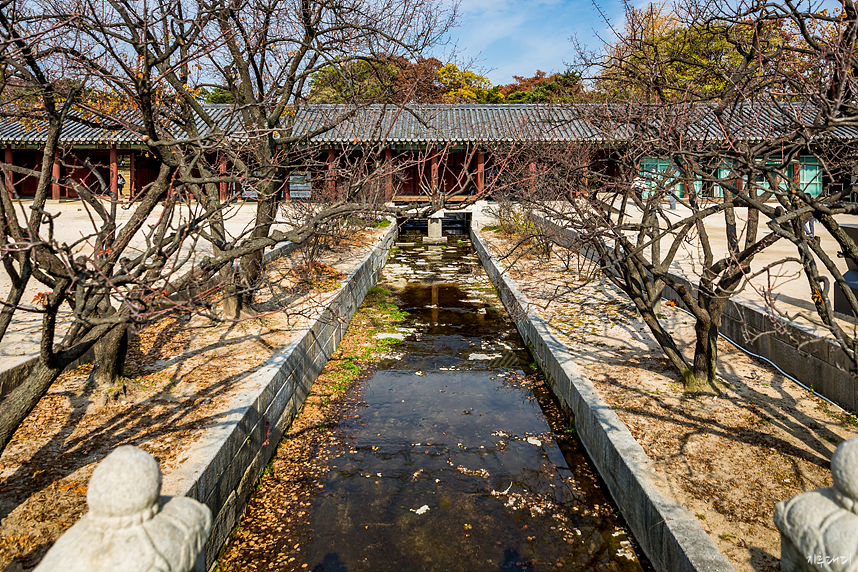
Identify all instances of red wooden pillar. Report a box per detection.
[4,146,13,197]
[529,162,537,193]
[385,148,394,200]
[431,153,439,196]
[477,150,485,192]
[327,148,337,196]
[52,151,61,200]
[218,154,228,200]
[109,145,118,196]
[129,153,136,196]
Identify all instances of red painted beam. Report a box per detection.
[327,148,337,196]
[431,154,439,197]
[218,154,228,201]
[385,148,393,200]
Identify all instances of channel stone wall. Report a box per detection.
[161,224,397,570]
[471,223,734,572]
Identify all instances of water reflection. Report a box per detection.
[304,235,647,572]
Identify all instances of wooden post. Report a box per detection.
[52,151,61,200]
[218,154,228,201]
[4,146,13,197]
[327,148,337,196]
[793,159,802,189]
[129,153,136,196]
[431,153,439,197]
[385,148,394,200]
[110,145,118,196]
[529,162,537,192]
[477,150,485,192]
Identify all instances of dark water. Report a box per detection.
[304,234,648,572]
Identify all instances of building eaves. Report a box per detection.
[0,102,855,148]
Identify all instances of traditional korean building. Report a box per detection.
[0,103,850,201]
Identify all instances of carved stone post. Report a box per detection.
[426,210,446,244]
[35,446,212,572]
[774,436,858,571]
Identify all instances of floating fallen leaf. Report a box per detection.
[410,505,430,515]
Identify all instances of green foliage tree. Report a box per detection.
[595,4,793,102]
[502,70,582,103]
[205,88,236,104]
[307,58,505,104]
[306,60,399,104]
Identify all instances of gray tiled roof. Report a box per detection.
[0,104,606,146]
[292,104,605,143]
[0,102,855,146]
[0,105,239,146]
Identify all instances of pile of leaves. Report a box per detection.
[287,261,345,293]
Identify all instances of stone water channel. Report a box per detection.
[238,230,650,572]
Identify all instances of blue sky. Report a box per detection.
[444,0,625,85]
[444,0,841,86]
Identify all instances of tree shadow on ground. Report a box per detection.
[0,314,289,525]
[748,545,781,572]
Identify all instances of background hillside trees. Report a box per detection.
[500,70,584,103]
[306,58,502,104]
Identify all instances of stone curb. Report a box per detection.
[159,225,397,570]
[471,224,735,572]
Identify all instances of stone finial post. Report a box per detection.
[35,446,212,572]
[425,210,447,244]
[775,436,858,572]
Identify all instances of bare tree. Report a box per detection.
[486,1,831,391]
[0,0,457,456]
[524,0,858,389]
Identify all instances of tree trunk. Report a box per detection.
[235,180,279,312]
[90,324,128,402]
[639,304,693,381]
[222,277,243,320]
[237,249,264,312]
[690,317,720,393]
[0,361,64,455]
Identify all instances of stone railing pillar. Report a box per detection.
[775,436,858,571]
[35,446,211,572]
